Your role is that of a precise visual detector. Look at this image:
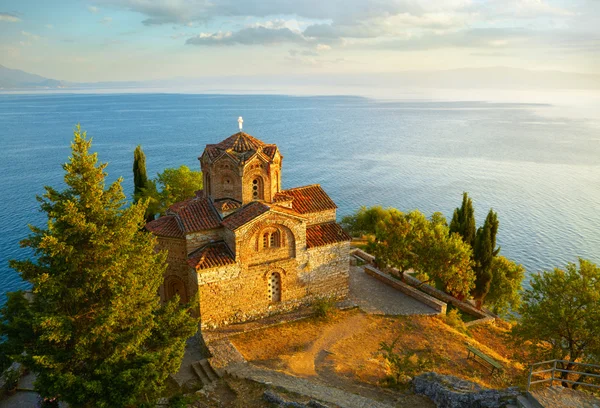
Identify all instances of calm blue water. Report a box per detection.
[1,93,599,303]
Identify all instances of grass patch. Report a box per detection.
[447,304,479,323]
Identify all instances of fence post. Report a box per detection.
[550,360,557,387]
[527,364,534,392]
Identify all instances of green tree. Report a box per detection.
[472,209,500,306]
[142,165,204,218]
[0,291,34,372]
[6,125,198,407]
[370,210,475,298]
[512,259,600,388]
[341,205,391,236]
[133,145,149,202]
[485,256,525,316]
[449,192,476,247]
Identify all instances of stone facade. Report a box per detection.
[146,131,351,328]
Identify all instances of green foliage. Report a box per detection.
[341,205,392,236]
[485,256,525,316]
[312,297,336,318]
[0,291,34,368]
[369,209,475,299]
[472,210,500,305]
[449,192,476,247]
[444,308,468,334]
[141,165,204,218]
[7,125,198,407]
[2,366,20,391]
[512,259,600,383]
[379,338,432,385]
[133,145,149,202]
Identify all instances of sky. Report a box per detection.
[0,0,599,82]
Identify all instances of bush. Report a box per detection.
[312,297,336,318]
[444,308,468,334]
[2,367,20,392]
[379,338,432,385]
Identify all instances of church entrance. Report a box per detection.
[268,271,281,302]
[165,276,187,304]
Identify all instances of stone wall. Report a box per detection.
[305,209,337,226]
[197,241,349,328]
[413,372,521,408]
[186,228,223,254]
[157,236,194,302]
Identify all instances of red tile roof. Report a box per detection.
[306,222,351,248]
[187,242,235,270]
[145,215,184,239]
[202,132,279,164]
[167,196,221,233]
[221,201,270,231]
[277,185,337,214]
[216,132,265,152]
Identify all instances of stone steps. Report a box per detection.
[191,359,221,387]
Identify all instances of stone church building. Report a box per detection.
[146,130,351,328]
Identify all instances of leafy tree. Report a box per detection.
[0,291,34,369]
[133,145,149,202]
[472,209,500,306]
[7,125,198,407]
[140,165,203,218]
[341,205,392,236]
[449,192,476,247]
[485,256,525,316]
[370,210,475,298]
[512,259,600,388]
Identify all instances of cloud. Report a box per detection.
[100,16,113,25]
[289,49,319,57]
[316,44,331,51]
[186,26,307,46]
[46,24,54,29]
[88,5,99,13]
[0,12,20,22]
[21,31,41,41]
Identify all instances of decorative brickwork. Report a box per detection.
[146,130,350,327]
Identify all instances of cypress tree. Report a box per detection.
[449,192,476,247]
[133,144,148,203]
[8,126,198,407]
[472,209,500,306]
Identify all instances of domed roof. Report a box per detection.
[202,132,279,163]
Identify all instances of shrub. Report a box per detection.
[2,367,20,392]
[379,338,432,385]
[444,308,468,334]
[312,297,336,318]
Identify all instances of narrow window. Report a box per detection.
[252,177,264,200]
[268,272,282,302]
[263,232,269,249]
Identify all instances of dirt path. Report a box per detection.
[283,313,368,377]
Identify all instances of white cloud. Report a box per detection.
[100,16,112,25]
[187,27,307,46]
[88,5,99,13]
[46,24,54,29]
[0,12,20,22]
[316,44,331,51]
[21,31,41,41]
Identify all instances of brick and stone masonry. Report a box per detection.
[146,130,351,328]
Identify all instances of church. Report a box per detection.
[146,122,351,328]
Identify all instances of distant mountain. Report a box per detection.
[0,64,65,89]
[1,64,598,92]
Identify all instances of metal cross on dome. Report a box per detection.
[238,116,243,131]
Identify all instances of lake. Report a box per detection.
[1,92,598,303]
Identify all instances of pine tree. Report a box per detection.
[133,144,149,202]
[449,192,476,247]
[8,125,198,407]
[472,209,500,306]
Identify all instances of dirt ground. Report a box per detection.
[232,309,527,397]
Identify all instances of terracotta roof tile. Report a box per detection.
[187,242,235,270]
[262,145,278,159]
[202,132,279,164]
[221,201,270,230]
[145,215,184,239]
[306,222,351,248]
[167,196,221,233]
[214,198,241,212]
[279,185,337,214]
[216,132,265,152]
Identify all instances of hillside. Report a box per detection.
[0,65,64,89]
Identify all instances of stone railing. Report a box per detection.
[364,265,447,314]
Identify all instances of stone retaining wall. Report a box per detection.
[364,265,447,314]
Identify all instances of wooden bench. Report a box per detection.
[466,344,502,375]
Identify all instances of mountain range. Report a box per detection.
[1,64,598,92]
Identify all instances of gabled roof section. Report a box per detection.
[202,132,279,165]
[221,201,270,231]
[276,185,337,214]
[145,215,184,239]
[306,222,351,248]
[167,196,221,233]
[187,242,235,270]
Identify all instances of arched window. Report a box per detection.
[268,272,282,302]
[206,174,211,195]
[261,228,281,249]
[165,276,187,304]
[252,176,264,200]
